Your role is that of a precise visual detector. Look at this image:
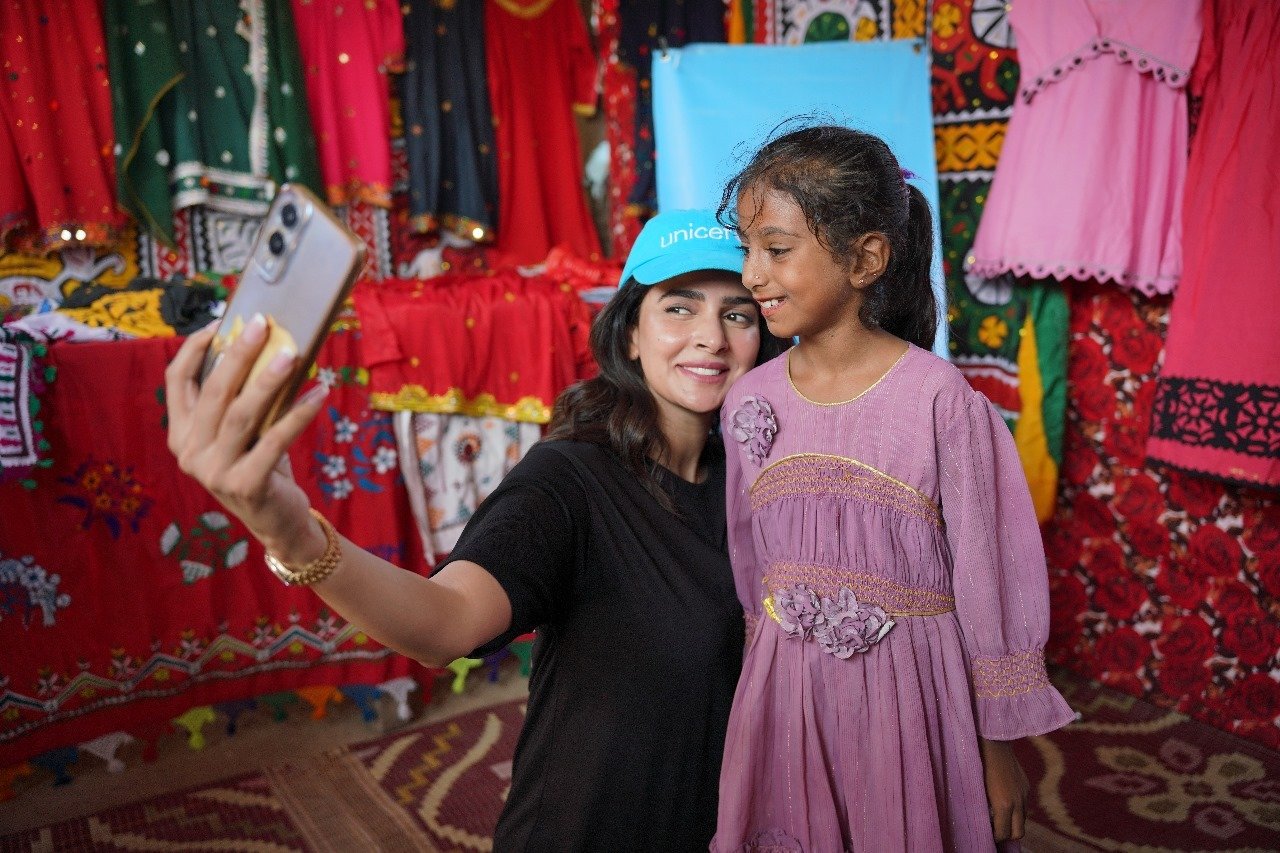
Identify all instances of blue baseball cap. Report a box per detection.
[619,209,743,286]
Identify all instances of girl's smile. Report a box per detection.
[736,187,864,341]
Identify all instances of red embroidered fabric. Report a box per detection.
[290,0,404,208]
[0,1,127,252]
[484,0,602,264]
[1146,0,1280,489]
[0,329,424,766]
[354,272,597,423]
[599,0,645,258]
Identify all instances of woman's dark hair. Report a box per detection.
[546,278,787,509]
[717,123,938,350]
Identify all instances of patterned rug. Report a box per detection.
[0,698,524,852]
[1016,672,1280,852]
[4,678,1278,852]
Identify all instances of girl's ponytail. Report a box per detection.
[878,183,938,351]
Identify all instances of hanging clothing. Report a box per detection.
[0,1,126,253]
[291,0,403,208]
[354,272,596,423]
[171,0,322,214]
[967,0,1201,296]
[107,0,322,232]
[617,0,727,217]
[485,0,602,264]
[713,346,1074,851]
[1014,281,1069,523]
[401,0,499,239]
[1147,0,1280,489]
[104,0,184,243]
[598,0,645,256]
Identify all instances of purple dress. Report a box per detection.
[713,345,1075,852]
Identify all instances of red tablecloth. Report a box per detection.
[0,322,426,766]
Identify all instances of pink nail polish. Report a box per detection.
[298,383,330,406]
[267,348,297,376]
[243,313,267,345]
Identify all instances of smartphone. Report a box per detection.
[199,183,367,433]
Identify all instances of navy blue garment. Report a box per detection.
[401,0,499,239]
[618,0,727,216]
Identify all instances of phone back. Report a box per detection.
[200,183,367,428]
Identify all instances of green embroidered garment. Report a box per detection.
[106,0,321,244]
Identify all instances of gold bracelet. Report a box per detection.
[264,508,342,586]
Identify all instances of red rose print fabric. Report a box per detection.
[1044,281,1279,749]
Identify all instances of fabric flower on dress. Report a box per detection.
[814,587,895,659]
[774,583,825,640]
[730,396,778,465]
[737,828,804,852]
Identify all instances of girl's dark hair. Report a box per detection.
[717,123,938,350]
[546,279,787,509]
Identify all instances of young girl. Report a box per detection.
[712,126,1075,851]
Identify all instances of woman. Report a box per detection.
[165,209,787,851]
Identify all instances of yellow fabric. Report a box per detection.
[58,289,175,338]
[934,121,1006,173]
[0,234,139,310]
[891,0,927,38]
[370,386,551,424]
[727,0,747,44]
[1013,315,1058,523]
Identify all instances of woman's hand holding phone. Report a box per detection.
[166,315,331,566]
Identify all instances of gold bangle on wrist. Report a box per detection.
[264,508,342,586]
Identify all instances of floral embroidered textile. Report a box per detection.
[730,395,778,465]
[57,458,153,538]
[772,583,894,658]
[0,553,70,628]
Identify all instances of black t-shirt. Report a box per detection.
[441,440,744,852]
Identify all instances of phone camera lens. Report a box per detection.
[281,203,298,228]
[268,231,285,256]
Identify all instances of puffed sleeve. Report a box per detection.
[938,391,1076,740]
[722,409,761,637]
[438,443,586,653]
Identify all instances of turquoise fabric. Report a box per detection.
[651,42,946,355]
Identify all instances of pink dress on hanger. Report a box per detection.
[1147,0,1280,489]
[966,0,1201,296]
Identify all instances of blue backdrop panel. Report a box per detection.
[652,42,946,355]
